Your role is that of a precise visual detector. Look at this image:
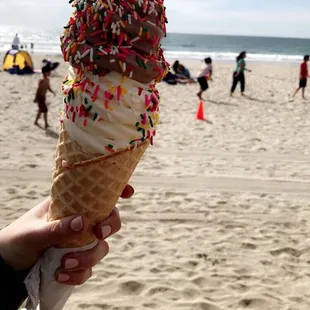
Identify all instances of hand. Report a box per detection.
[0,184,134,286]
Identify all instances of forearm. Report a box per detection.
[0,256,29,310]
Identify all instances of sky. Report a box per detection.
[0,0,310,38]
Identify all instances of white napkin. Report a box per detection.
[23,241,98,310]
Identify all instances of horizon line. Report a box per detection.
[167,31,310,41]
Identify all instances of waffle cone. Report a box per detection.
[48,123,149,247]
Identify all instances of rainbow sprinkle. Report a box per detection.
[61,0,168,152]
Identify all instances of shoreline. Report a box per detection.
[0,50,303,65]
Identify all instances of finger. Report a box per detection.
[121,184,134,199]
[56,268,92,286]
[61,240,109,271]
[32,197,52,218]
[43,215,89,247]
[93,208,121,240]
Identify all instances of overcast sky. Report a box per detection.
[0,0,310,38]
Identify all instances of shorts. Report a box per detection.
[36,95,48,113]
[198,76,209,91]
[299,79,307,88]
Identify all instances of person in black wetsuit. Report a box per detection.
[0,185,134,310]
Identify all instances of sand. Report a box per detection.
[1,55,310,310]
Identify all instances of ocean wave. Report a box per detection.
[164,51,303,62]
[0,42,303,63]
[181,44,196,48]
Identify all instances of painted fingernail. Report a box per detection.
[58,273,70,282]
[71,216,83,232]
[101,226,112,239]
[65,258,79,270]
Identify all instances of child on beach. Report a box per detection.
[197,57,213,100]
[293,55,309,99]
[34,65,55,128]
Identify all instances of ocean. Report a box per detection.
[0,24,309,63]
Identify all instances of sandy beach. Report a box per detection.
[1,55,310,310]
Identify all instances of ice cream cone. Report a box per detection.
[48,123,149,248]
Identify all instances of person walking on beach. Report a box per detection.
[293,55,310,99]
[197,57,213,100]
[11,33,20,50]
[34,65,56,128]
[230,51,251,96]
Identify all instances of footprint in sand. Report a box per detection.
[192,276,209,288]
[142,303,157,309]
[238,297,270,309]
[190,302,222,310]
[1,154,9,160]
[241,243,257,250]
[182,287,200,299]
[270,247,302,257]
[164,191,187,199]
[78,304,110,310]
[196,253,208,260]
[25,164,38,169]
[121,280,144,295]
[27,190,37,196]
[150,267,161,274]
[146,285,176,297]
[6,188,17,195]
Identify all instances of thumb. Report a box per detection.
[41,215,88,248]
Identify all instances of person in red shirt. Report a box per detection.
[293,55,310,99]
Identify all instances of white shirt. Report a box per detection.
[12,36,20,46]
[198,64,213,78]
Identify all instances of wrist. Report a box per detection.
[0,229,15,269]
[0,227,28,271]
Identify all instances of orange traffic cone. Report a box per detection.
[196,101,205,120]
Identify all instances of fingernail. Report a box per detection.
[71,216,83,232]
[58,273,70,282]
[101,226,112,239]
[65,258,79,270]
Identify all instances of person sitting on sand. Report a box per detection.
[197,57,213,100]
[230,51,252,96]
[21,61,34,74]
[172,60,195,83]
[293,55,310,99]
[172,60,181,75]
[163,70,191,85]
[163,71,178,85]
[34,65,56,128]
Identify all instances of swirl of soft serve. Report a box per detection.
[60,0,168,154]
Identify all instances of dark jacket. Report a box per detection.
[0,256,29,310]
